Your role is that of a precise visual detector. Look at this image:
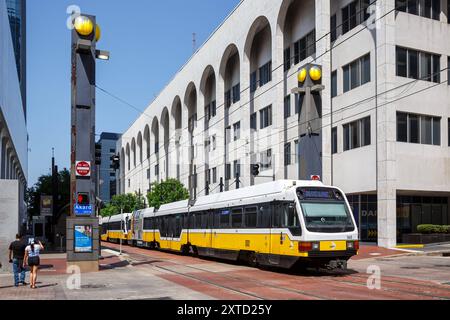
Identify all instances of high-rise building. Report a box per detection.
[117,0,450,248]
[0,0,28,271]
[5,0,26,118]
[97,133,121,204]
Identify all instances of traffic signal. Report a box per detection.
[251,164,260,177]
[111,155,120,170]
[77,193,89,205]
[95,143,102,165]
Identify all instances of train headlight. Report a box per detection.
[312,243,320,251]
[347,241,359,251]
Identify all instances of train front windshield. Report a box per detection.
[297,188,355,233]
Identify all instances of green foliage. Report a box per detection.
[100,193,146,217]
[26,169,71,218]
[146,179,189,209]
[417,225,450,234]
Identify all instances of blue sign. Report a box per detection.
[74,225,93,253]
[74,204,93,216]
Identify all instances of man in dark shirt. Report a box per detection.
[8,234,27,287]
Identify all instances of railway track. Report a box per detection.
[103,243,450,300]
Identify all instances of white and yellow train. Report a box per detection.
[100,180,359,270]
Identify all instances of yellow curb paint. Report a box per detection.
[395,245,424,249]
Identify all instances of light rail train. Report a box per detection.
[100,180,359,270]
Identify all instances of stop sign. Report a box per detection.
[76,161,91,177]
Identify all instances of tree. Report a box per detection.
[100,193,146,217]
[147,179,189,209]
[26,169,71,218]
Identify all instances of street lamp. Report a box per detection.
[291,64,325,181]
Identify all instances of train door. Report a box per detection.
[207,210,216,256]
[269,203,281,265]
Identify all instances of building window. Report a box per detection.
[259,61,272,87]
[250,71,257,93]
[396,0,441,20]
[342,0,357,34]
[294,140,299,164]
[147,169,150,180]
[110,149,116,153]
[284,143,291,166]
[284,47,291,72]
[210,100,217,118]
[331,70,338,98]
[343,116,371,151]
[396,47,441,82]
[233,122,241,141]
[448,57,450,85]
[343,53,371,93]
[232,84,240,104]
[332,127,338,154]
[212,167,217,184]
[284,95,291,119]
[225,90,231,108]
[260,149,272,170]
[260,105,272,130]
[233,160,241,178]
[331,14,337,42]
[397,112,441,145]
[448,118,450,147]
[225,163,231,181]
[293,30,316,64]
[155,164,159,176]
[250,112,257,131]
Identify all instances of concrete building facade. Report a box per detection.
[0,0,28,270]
[97,132,121,204]
[117,0,450,248]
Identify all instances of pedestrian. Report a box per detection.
[8,234,28,287]
[23,239,44,289]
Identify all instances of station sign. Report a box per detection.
[76,161,91,177]
[74,204,93,216]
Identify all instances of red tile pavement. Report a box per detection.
[37,254,123,275]
[351,245,405,260]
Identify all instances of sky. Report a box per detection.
[27,0,241,186]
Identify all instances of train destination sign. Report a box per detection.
[76,161,91,177]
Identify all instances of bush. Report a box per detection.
[417,225,450,234]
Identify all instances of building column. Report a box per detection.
[376,0,397,248]
[316,0,332,186]
[0,137,6,179]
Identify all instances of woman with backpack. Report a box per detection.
[23,240,44,289]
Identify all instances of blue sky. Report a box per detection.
[27,0,241,186]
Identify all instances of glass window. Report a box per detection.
[284,47,291,72]
[409,114,420,143]
[350,60,360,90]
[245,207,258,228]
[250,72,257,93]
[257,204,272,228]
[343,65,350,93]
[232,208,243,228]
[219,209,230,228]
[233,122,241,141]
[331,14,337,42]
[212,167,217,184]
[397,112,408,142]
[432,117,440,146]
[331,71,337,98]
[396,47,408,77]
[362,116,371,146]
[294,140,299,164]
[332,127,338,154]
[351,121,360,149]
[280,203,300,228]
[284,95,291,119]
[259,61,272,87]
[343,124,350,151]
[420,52,432,81]
[284,143,291,166]
[432,54,440,83]
[260,105,272,129]
[232,84,240,103]
[409,50,419,79]
[421,116,432,145]
[225,163,231,181]
[361,54,371,85]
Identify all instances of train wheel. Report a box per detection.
[247,252,258,268]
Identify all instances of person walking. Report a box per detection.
[23,239,44,289]
[8,234,27,287]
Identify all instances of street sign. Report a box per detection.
[40,195,53,217]
[76,161,91,177]
[74,204,93,216]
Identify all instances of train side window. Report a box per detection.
[232,208,243,228]
[201,212,209,229]
[175,214,182,237]
[220,209,231,229]
[272,204,281,228]
[257,204,272,228]
[244,207,258,228]
[213,210,221,229]
[195,212,203,229]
